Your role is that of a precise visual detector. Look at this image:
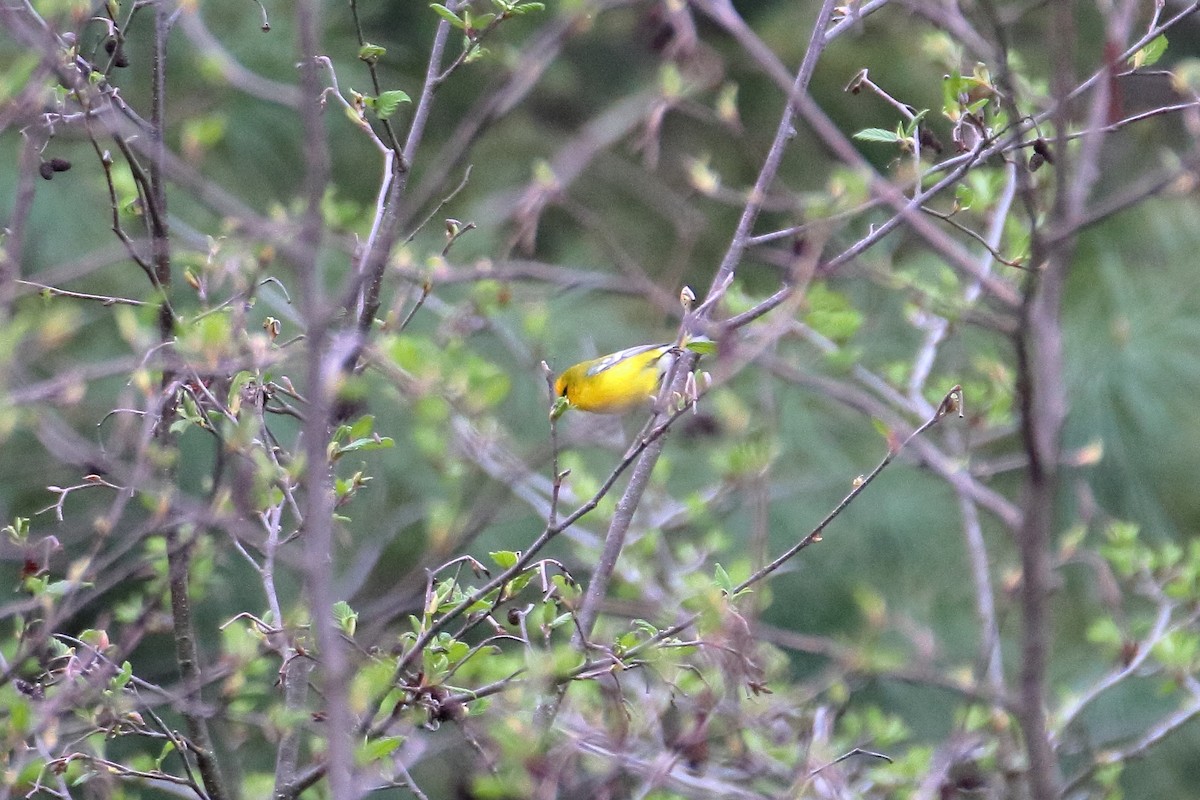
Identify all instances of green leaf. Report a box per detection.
[155,740,177,770]
[965,96,990,115]
[823,344,862,373]
[9,695,31,734]
[41,579,88,597]
[713,563,734,595]
[489,550,519,569]
[112,660,133,690]
[532,158,557,187]
[444,639,470,663]
[349,414,375,440]
[716,81,739,124]
[550,395,570,419]
[551,573,580,602]
[71,770,96,787]
[512,1,545,12]
[467,11,496,29]
[358,735,405,764]
[332,600,358,636]
[685,339,717,356]
[805,284,863,342]
[1152,630,1200,671]
[430,3,465,28]
[375,90,411,121]
[615,631,639,653]
[467,592,499,614]
[904,108,929,137]
[335,436,395,456]
[424,651,450,680]
[660,63,683,99]
[942,72,964,118]
[853,127,902,144]
[1131,35,1168,69]
[954,183,976,211]
[469,366,511,409]
[228,370,255,407]
[2,517,30,544]
[1171,58,1200,94]
[1085,617,1122,648]
[358,43,387,63]
[507,572,533,597]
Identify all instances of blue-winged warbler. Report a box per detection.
[554,343,678,414]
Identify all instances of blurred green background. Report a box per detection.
[4,0,1200,796]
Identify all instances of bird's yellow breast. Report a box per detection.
[555,344,675,414]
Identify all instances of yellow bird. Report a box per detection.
[554,343,679,414]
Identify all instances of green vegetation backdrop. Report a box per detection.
[2,0,1200,798]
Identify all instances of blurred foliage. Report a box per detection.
[2,0,1200,798]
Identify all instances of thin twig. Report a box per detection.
[734,385,963,593]
[559,385,964,692]
[15,279,150,306]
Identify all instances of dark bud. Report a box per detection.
[679,732,710,773]
[947,759,988,793]
[15,678,44,700]
[681,412,720,439]
[331,395,367,425]
[1032,138,1054,164]
[428,685,465,724]
[919,126,944,155]
[104,37,117,55]
[643,4,674,54]
[1120,639,1139,667]
[39,162,55,180]
[660,698,682,747]
[1029,152,1045,172]
[49,158,71,173]
[506,607,521,626]
[113,48,129,68]
[649,22,674,54]
[845,69,868,94]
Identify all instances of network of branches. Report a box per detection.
[2,0,1200,799]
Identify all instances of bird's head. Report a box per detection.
[553,366,580,406]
